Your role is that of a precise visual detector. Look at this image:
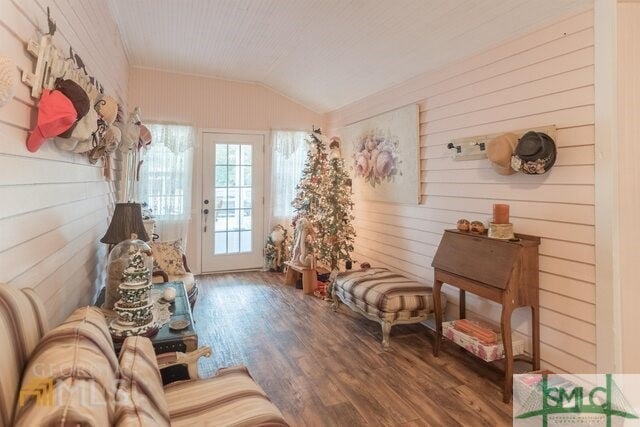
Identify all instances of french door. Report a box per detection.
[201,132,264,272]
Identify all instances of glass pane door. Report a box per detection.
[214,143,253,254]
[201,133,263,272]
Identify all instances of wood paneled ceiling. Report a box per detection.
[108,0,592,112]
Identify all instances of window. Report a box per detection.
[139,124,195,221]
[269,130,308,227]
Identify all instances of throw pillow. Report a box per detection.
[150,240,187,276]
[115,336,170,426]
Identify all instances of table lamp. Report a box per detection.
[101,203,151,310]
[101,202,149,245]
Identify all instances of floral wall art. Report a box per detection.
[341,104,420,204]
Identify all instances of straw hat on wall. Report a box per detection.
[487,133,518,175]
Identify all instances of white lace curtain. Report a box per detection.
[269,130,309,230]
[139,123,195,244]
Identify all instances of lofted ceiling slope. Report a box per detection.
[108,0,592,113]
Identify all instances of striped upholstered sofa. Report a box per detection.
[0,283,287,427]
[332,267,445,349]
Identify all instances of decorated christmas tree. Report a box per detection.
[316,136,356,270]
[290,130,355,271]
[290,128,329,257]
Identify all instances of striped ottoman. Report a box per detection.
[332,268,444,349]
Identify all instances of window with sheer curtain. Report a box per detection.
[139,123,195,242]
[269,130,309,229]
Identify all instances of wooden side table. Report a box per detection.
[431,230,541,403]
[284,261,317,294]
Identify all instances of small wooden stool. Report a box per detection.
[284,261,316,294]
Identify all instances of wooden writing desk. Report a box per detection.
[431,229,540,403]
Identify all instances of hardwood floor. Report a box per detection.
[192,271,514,426]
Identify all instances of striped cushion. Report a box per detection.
[164,366,288,427]
[14,306,118,427]
[335,268,435,314]
[115,336,170,426]
[0,285,48,427]
[334,287,431,323]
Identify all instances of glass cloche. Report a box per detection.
[103,236,153,310]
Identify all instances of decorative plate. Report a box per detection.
[169,319,190,331]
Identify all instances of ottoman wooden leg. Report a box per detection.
[381,321,392,350]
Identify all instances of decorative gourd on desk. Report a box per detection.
[469,221,485,234]
[457,219,470,232]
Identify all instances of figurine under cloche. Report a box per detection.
[103,236,153,310]
[109,246,158,339]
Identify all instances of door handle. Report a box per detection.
[203,208,209,232]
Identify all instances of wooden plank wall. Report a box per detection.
[0,0,128,326]
[326,10,595,373]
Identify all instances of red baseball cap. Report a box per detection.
[26,90,77,152]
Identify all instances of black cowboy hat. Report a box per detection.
[510,131,557,174]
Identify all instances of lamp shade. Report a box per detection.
[100,202,149,244]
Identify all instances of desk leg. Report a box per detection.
[433,280,443,357]
[501,304,514,403]
[459,289,466,319]
[531,305,540,370]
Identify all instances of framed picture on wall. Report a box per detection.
[341,104,420,204]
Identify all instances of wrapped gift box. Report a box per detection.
[442,320,524,362]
